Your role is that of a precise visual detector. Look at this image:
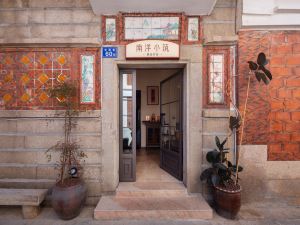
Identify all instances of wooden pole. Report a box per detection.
[235,74,251,184]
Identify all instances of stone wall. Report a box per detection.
[0,0,238,200]
[0,0,100,45]
[0,110,102,205]
[202,0,238,44]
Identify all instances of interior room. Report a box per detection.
[135,69,182,182]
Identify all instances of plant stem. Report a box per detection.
[235,74,251,185]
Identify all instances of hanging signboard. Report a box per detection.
[126,40,179,59]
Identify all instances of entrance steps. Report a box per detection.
[94,181,213,220]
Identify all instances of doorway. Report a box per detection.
[119,69,184,182]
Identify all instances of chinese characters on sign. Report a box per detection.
[126,40,179,59]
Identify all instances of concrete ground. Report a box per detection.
[0,197,299,225]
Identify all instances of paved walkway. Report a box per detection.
[0,197,299,225]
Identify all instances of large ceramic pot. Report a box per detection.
[213,185,241,219]
[52,179,87,220]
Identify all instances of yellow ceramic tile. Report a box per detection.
[38,73,49,84]
[20,55,30,65]
[20,93,30,102]
[56,96,66,102]
[39,55,48,65]
[3,94,12,103]
[39,92,49,103]
[4,72,13,83]
[57,55,66,65]
[4,56,13,65]
[20,73,30,85]
[57,74,67,83]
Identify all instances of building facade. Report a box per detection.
[0,0,299,205]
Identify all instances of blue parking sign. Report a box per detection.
[102,47,118,58]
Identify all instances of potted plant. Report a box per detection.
[46,82,87,220]
[201,136,243,219]
[201,52,272,219]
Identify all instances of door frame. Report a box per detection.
[118,65,187,185]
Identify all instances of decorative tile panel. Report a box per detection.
[0,51,70,108]
[0,49,100,110]
[105,18,116,42]
[209,54,224,104]
[187,17,199,41]
[81,55,95,103]
[20,73,30,86]
[3,93,12,103]
[124,17,179,40]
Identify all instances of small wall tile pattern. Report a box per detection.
[124,17,179,40]
[0,48,100,110]
[187,17,199,41]
[238,30,300,161]
[208,54,224,103]
[81,55,95,103]
[102,13,202,45]
[202,46,230,109]
[105,18,117,42]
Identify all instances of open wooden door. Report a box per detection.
[119,70,136,182]
[160,71,183,180]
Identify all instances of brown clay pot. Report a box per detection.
[213,185,241,219]
[52,179,87,220]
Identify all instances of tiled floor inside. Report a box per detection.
[136,148,178,182]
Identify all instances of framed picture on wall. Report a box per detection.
[147,86,159,105]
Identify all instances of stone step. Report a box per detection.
[116,181,187,198]
[94,195,213,220]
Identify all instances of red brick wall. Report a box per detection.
[0,48,100,110]
[238,30,300,161]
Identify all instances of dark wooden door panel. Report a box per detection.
[161,150,182,179]
[119,70,136,182]
[160,71,183,181]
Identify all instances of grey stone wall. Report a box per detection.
[202,0,238,44]
[0,0,100,45]
[0,110,102,205]
[201,109,234,202]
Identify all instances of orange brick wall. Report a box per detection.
[238,30,300,161]
[0,48,101,110]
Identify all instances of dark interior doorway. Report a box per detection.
[119,69,183,182]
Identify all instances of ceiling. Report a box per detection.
[89,0,217,15]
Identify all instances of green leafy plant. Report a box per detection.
[201,136,243,189]
[46,82,87,185]
[247,53,272,85]
[201,52,272,189]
